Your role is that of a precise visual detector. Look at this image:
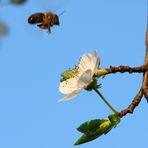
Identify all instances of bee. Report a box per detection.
[0,0,27,6]
[0,21,9,38]
[11,0,27,5]
[28,12,61,33]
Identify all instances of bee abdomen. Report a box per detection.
[28,13,44,24]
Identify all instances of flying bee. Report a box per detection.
[11,0,27,5]
[0,21,9,38]
[0,0,27,6]
[28,11,64,33]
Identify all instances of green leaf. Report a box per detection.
[74,120,112,145]
[74,133,101,146]
[77,119,107,134]
[96,120,112,134]
[74,114,121,145]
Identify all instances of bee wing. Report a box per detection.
[28,13,44,24]
[54,14,60,25]
[0,21,9,37]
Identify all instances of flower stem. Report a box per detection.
[93,87,118,114]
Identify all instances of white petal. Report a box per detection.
[91,50,100,73]
[58,89,81,102]
[78,69,92,88]
[78,51,99,74]
[59,77,79,94]
[59,50,100,101]
[78,53,94,72]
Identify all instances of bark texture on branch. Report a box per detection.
[118,24,148,118]
[118,90,143,118]
[105,65,148,74]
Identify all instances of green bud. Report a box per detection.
[108,113,120,127]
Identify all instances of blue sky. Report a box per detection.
[0,0,148,148]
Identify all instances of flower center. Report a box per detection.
[60,67,79,82]
[77,69,92,88]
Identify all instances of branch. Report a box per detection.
[118,90,143,118]
[105,65,147,74]
[94,65,147,78]
[142,26,148,100]
[118,24,148,118]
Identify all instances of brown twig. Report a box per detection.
[118,90,143,118]
[118,22,148,118]
[141,26,148,100]
[105,65,148,74]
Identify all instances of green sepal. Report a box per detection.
[96,83,102,89]
[84,79,101,91]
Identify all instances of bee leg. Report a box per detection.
[37,23,48,30]
[47,25,51,33]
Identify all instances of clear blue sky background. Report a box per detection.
[0,0,148,148]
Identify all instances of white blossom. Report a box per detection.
[59,50,100,102]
